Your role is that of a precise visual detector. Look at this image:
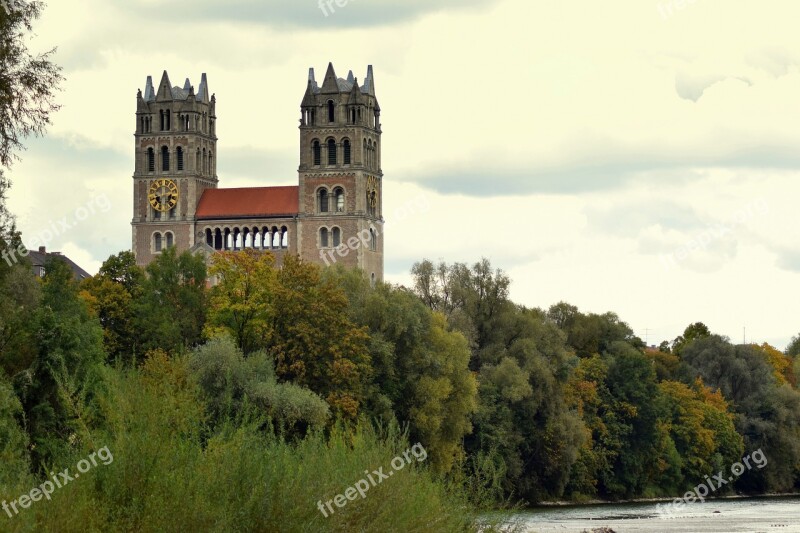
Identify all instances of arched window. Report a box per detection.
[327,139,337,165]
[159,110,164,131]
[334,187,344,212]
[166,110,171,131]
[161,146,170,171]
[370,228,377,251]
[147,148,155,172]
[154,233,162,252]
[166,232,174,248]
[320,227,329,248]
[209,152,213,175]
[312,140,321,166]
[332,227,341,247]
[328,100,335,123]
[177,147,184,171]
[262,227,270,249]
[196,149,201,171]
[281,227,289,249]
[202,148,207,174]
[343,139,351,165]
[319,188,329,213]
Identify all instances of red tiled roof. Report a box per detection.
[196,186,299,219]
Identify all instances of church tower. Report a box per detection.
[297,63,384,283]
[131,71,218,266]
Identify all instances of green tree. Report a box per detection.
[0,376,29,486]
[327,266,479,473]
[654,380,743,494]
[682,336,800,492]
[188,336,330,435]
[0,261,40,377]
[787,334,800,358]
[0,1,63,167]
[14,256,105,470]
[135,247,207,353]
[269,256,371,419]
[672,322,712,355]
[205,249,276,355]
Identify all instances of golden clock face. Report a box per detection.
[148,179,179,212]
[367,175,379,208]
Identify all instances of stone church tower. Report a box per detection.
[131,64,384,283]
[131,71,218,265]
[297,63,384,283]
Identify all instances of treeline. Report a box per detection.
[412,259,800,501]
[1,245,799,530]
[0,247,507,532]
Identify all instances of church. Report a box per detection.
[131,63,384,283]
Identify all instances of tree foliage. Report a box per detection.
[0,1,63,168]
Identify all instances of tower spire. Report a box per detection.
[156,70,173,101]
[144,75,154,101]
[320,62,340,93]
[198,73,210,103]
[362,65,375,95]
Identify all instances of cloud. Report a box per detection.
[776,249,800,273]
[124,0,497,29]
[220,146,297,186]
[404,144,800,197]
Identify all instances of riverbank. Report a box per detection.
[535,491,800,506]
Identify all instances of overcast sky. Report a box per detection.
[7,0,800,349]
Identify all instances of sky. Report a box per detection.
[6,0,800,349]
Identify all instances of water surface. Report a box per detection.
[514,495,800,532]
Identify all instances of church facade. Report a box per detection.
[131,63,384,282]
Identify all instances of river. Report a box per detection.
[513,495,800,532]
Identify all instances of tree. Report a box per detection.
[786,334,800,358]
[80,251,145,363]
[0,2,63,168]
[0,376,29,486]
[0,261,40,377]
[97,250,145,296]
[756,342,795,387]
[654,380,743,494]
[672,322,712,355]
[326,266,479,473]
[188,336,329,436]
[135,247,207,353]
[682,336,800,492]
[14,256,105,470]
[205,249,276,355]
[268,256,371,419]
